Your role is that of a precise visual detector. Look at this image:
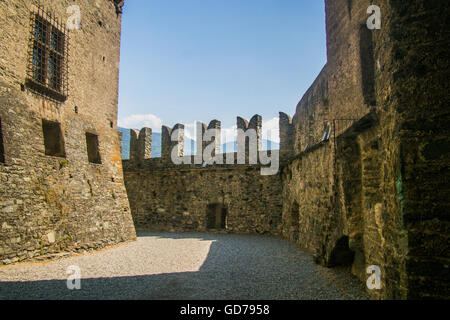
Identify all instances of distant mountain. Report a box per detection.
[118,127,130,159]
[118,127,279,160]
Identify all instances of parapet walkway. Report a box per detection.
[0,232,369,299]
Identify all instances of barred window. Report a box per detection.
[26,7,69,102]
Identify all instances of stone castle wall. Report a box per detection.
[121,0,448,299]
[0,0,136,264]
[281,0,397,299]
[123,116,283,235]
[124,164,282,235]
[280,0,449,299]
[280,0,408,300]
[386,0,449,300]
[0,0,444,300]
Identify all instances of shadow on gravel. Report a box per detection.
[0,232,369,300]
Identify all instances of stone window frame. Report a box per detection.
[42,119,67,158]
[85,132,102,164]
[25,6,69,102]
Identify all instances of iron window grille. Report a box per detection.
[26,6,69,102]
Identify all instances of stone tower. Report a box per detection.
[0,0,136,264]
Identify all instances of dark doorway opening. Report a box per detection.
[329,236,355,267]
[206,203,227,230]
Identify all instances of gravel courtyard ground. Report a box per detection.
[0,232,369,300]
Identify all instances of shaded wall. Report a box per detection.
[281,142,334,253]
[123,160,282,235]
[281,0,449,299]
[387,0,450,299]
[280,0,406,299]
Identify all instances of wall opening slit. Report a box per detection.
[86,132,102,164]
[42,119,66,157]
[359,24,376,106]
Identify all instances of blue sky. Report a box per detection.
[117,0,327,142]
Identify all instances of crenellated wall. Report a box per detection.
[123,114,289,166]
[130,128,152,162]
[161,124,184,160]
[2,0,445,300]
[123,114,285,235]
[279,112,295,161]
[121,0,449,298]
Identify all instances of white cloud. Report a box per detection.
[183,122,197,141]
[221,125,238,144]
[118,114,163,131]
[262,117,280,143]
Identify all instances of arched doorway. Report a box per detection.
[328,236,355,267]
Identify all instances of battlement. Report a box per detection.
[124,113,292,168]
[161,123,185,159]
[279,112,295,157]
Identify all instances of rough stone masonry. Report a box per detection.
[123,116,283,236]
[0,0,448,301]
[0,0,136,265]
[122,0,449,300]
